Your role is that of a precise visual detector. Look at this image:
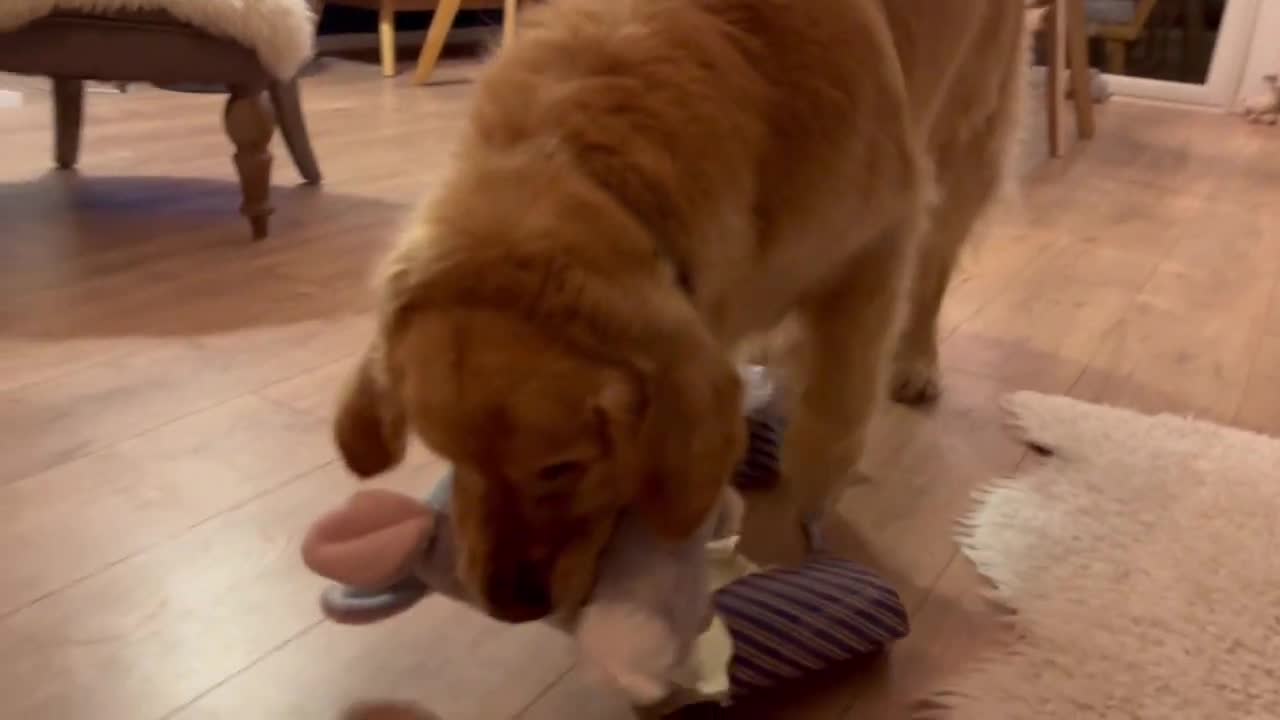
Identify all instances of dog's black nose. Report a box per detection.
[487,562,552,623]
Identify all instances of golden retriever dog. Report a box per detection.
[334,0,1027,623]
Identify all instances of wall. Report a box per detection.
[1235,0,1280,102]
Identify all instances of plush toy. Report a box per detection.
[301,366,909,715]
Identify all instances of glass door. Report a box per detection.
[1098,0,1261,107]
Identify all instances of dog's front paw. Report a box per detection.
[890,355,941,406]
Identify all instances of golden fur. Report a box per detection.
[334,0,1027,622]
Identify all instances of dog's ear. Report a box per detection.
[632,356,745,540]
[334,346,408,478]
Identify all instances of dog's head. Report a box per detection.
[335,220,744,623]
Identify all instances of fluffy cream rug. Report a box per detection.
[0,0,315,79]
[925,391,1280,718]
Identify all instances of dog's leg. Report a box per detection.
[785,235,916,553]
[891,250,952,404]
[888,190,982,406]
[892,99,1019,406]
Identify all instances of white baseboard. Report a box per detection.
[316,26,497,54]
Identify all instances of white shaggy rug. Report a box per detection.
[0,0,315,79]
[926,392,1280,718]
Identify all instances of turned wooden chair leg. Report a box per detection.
[52,77,84,170]
[412,0,462,85]
[225,88,276,240]
[379,0,397,77]
[269,80,323,184]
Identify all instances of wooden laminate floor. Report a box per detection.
[2,58,1278,720]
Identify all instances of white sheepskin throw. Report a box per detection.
[921,392,1280,718]
[0,0,316,80]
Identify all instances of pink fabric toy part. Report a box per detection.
[301,484,463,624]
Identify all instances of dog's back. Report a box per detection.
[441,0,1023,344]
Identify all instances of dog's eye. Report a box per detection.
[536,460,587,486]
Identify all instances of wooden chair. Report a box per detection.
[1092,0,1160,74]
[0,10,322,239]
[316,0,516,82]
[1032,0,1098,158]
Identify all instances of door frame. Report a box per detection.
[1105,0,1261,108]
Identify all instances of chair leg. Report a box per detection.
[1106,39,1127,74]
[1065,0,1095,140]
[52,78,84,170]
[503,0,517,47]
[270,80,323,184]
[225,88,276,240]
[379,0,397,77]
[1045,0,1067,158]
[412,0,462,85]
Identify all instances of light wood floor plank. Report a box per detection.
[0,395,332,616]
[0,316,369,484]
[0,459,441,720]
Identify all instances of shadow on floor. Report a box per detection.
[1,172,408,339]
